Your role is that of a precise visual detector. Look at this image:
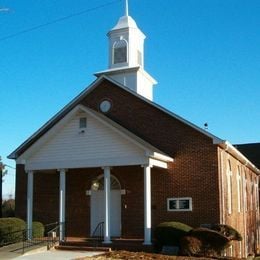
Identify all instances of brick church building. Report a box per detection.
[8,2,259,258]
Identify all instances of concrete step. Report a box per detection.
[55,245,111,252]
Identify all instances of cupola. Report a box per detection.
[95,0,157,101]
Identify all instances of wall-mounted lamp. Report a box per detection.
[91,179,100,191]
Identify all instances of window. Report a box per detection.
[250,181,254,210]
[167,197,192,211]
[237,166,241,213]
[113,39,128,64]
[227,160,232,214]
[255,182,259,210]
[244,174,248,212]
[79,117,87,128]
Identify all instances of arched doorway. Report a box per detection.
[90,175,121,237]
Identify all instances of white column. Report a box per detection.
[143,165,152,245]
[27,170,33,240]
[103,166,112,243]
[59,169,66,241]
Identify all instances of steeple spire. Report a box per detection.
[125,0,129,16]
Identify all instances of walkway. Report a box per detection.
[0,243,102,260]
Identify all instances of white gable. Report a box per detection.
[19,108,148,171]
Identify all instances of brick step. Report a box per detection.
[55,245,111,252]
[59,239,153,252]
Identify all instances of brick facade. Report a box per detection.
[14,79,259,257]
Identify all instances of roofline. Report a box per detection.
[9,75,223,159]
[95,66,157,84]
[98,76,222,144]
[219,140,260,175]
[8,76,108,159]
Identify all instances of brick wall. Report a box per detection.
[218,147,259,257]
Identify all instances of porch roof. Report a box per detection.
[17,105,173,171]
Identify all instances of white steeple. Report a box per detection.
[95,0,157,101]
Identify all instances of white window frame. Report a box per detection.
[237,167,241,213]
[79,117,87,129]
[255,182,259,210]
[167,197,192,212]
[112,39,128,65]
[227,160,232,215]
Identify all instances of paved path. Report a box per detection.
[0,243,103,260]
[15,249,102,259]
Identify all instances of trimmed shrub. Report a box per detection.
[210,224,242,241]
[154,221,193,250]
[32,222,44,238]
[0,218,26,245]
[180,227,230,257]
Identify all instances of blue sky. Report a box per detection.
[0,0,259,198]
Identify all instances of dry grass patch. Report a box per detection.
[81,250,220,259]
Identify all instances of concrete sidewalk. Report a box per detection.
[15,249,103,259]
[0,243,103,260]
[0,242,27,259]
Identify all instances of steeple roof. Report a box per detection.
[110,0,138,31]
[111,15,138,30]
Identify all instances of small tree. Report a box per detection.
[2,198,15,217]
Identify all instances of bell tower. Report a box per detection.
[95,0,157,101]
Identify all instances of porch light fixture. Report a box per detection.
[91,179,99,191]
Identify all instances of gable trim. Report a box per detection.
[16,104,173,168]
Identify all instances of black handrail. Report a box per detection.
[46,222,63,250]
[92,221,104,239]
[91,221,104,247]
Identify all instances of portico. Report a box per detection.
[19,105,173,244]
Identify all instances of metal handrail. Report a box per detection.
[47,222,61,250]
[92,221,104,239]
[91,221,104,247]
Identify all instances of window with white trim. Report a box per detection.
[79,117,87,128]
[113,39,128,64]
[227,160,232,214]
[244,174,248,212]
[167,197,192,211]
[255,182,259,210]
[237,166,241,213]
[250,181,254,211]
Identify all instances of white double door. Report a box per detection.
[91,190,121,237]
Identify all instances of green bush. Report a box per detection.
[180,227,230,257]
[154,221,193,249]
[0,217,26,245]
[32,221,44,238]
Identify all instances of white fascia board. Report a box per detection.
[145,151,173,162]
[25,156,148,171]
[94,66,140,77]
[219,141,260,175]
[149,158,168,169]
